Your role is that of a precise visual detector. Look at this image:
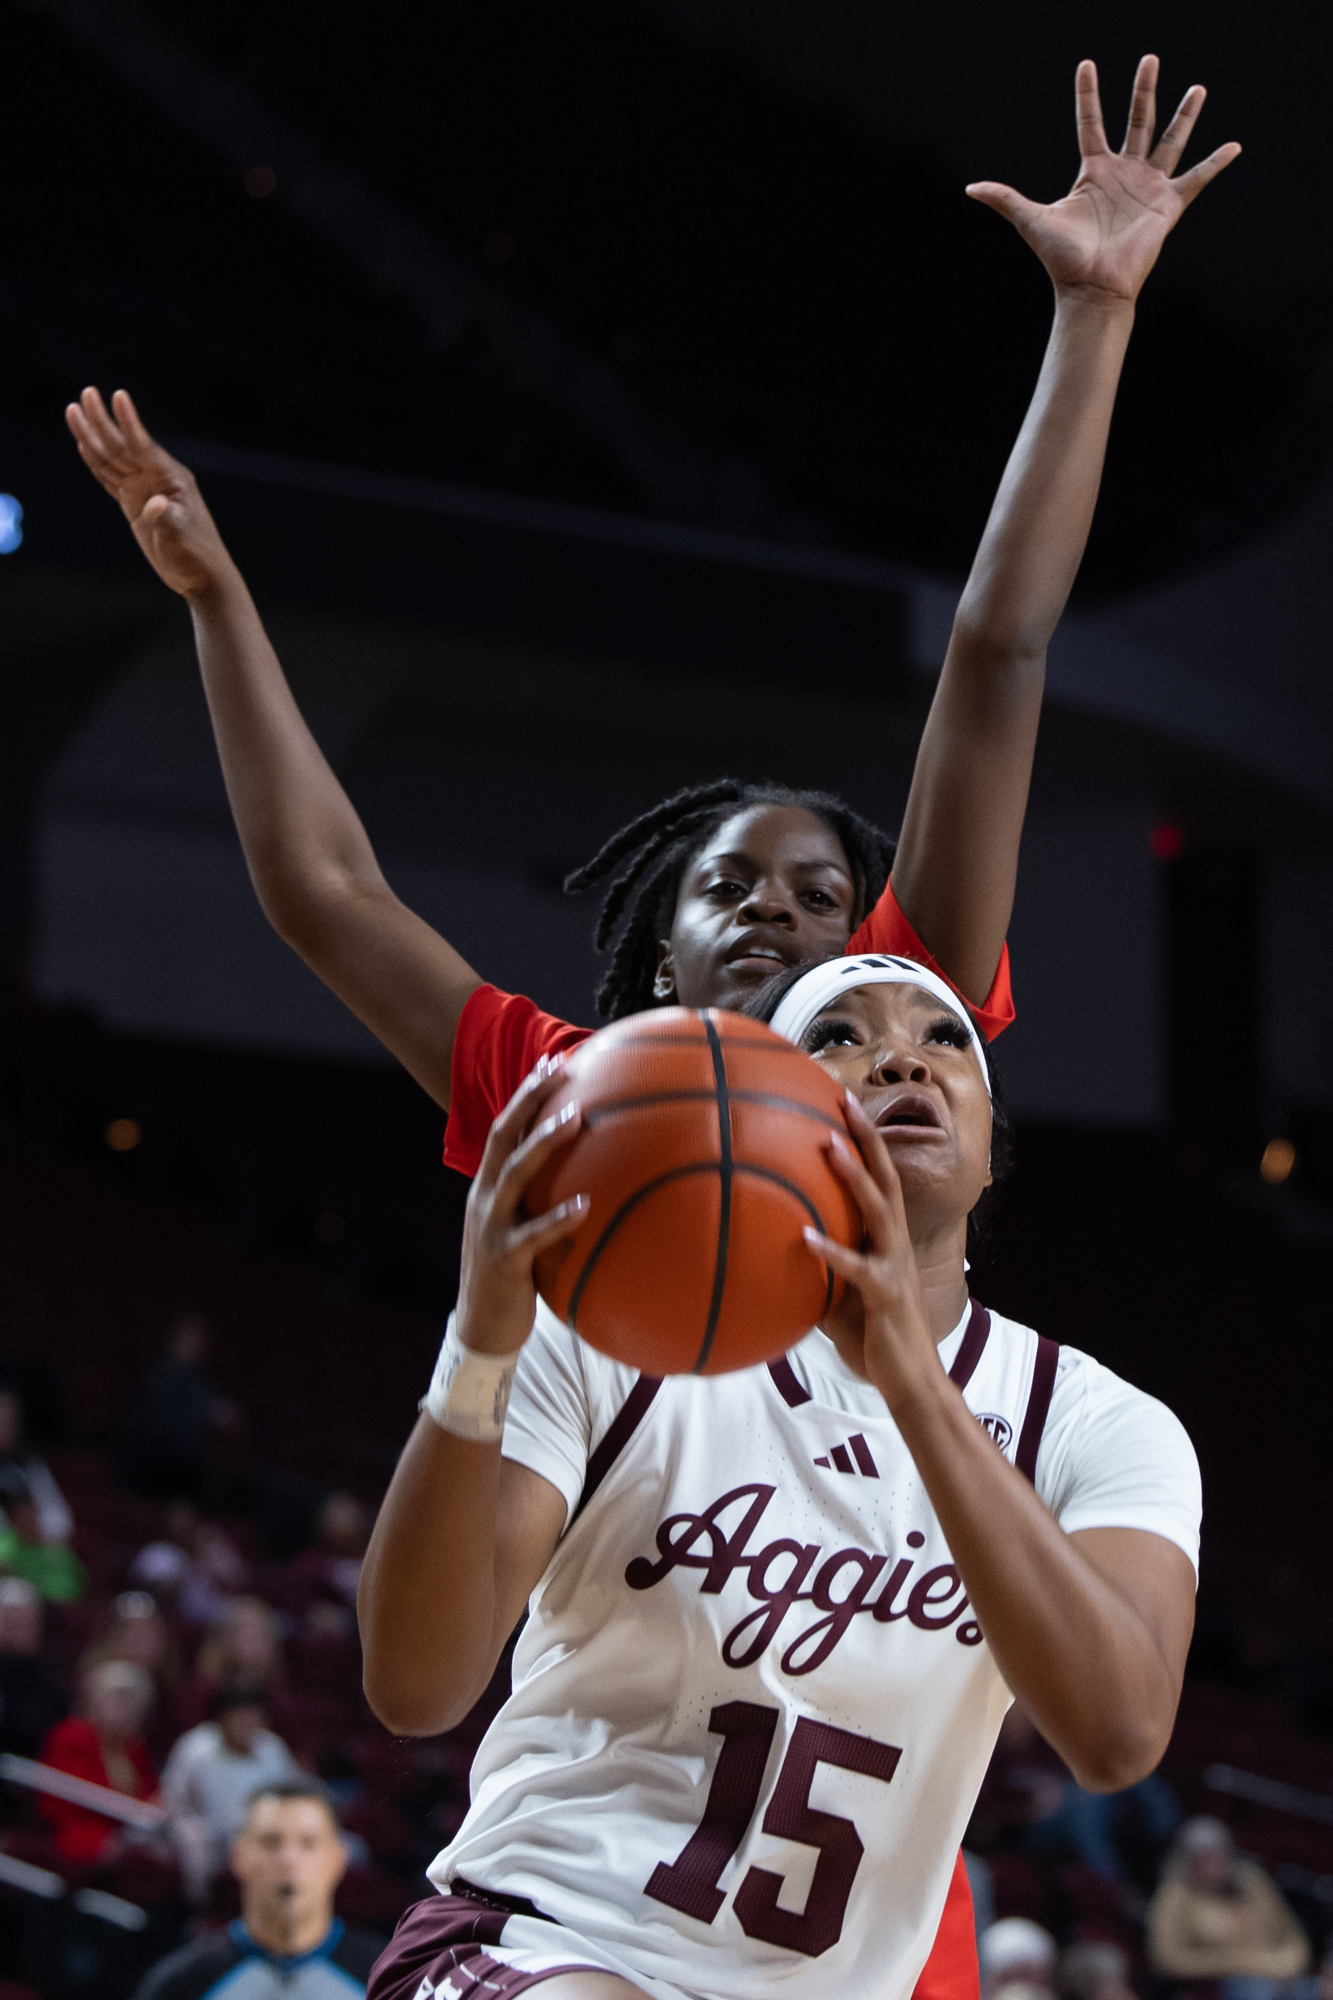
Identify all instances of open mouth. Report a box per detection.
[874,1090,944,1134]
[724,939,794,970]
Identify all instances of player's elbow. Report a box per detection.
[361,1660,479,1740]
[945,623,1050,696]
[1066,1712,1173,1795]
[252,855,374,953]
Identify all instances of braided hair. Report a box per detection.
[563,779,896,1020]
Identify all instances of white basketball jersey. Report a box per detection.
[430,1299,1199,2000]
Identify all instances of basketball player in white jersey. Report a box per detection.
[358,953,1200,2000]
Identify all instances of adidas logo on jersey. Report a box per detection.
[813,1433,879,1478]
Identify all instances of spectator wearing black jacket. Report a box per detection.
[0,1577,66,1755]
[133,1782,380,2000]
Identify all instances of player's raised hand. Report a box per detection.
[458,1059,590,1359]
[967,56,1241,305]
[803,1094,939,1409]
[65,387,234,600]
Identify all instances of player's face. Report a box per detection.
[800,984,992,1230]
[659,807,857,1011]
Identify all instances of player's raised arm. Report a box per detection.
[65,388,481,1110]
[890,56,1240,1006]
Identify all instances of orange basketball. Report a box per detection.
[526,1008,862,1375]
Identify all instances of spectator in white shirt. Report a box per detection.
[160,1685,301,1901]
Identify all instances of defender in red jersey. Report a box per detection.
[67,56,1237,2000]
[68,60,1234,1144]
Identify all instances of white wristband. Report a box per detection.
[421,1314,521,1443]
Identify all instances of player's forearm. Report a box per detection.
[359,1415,506,1735]
[890,292,1134,1003]
[890,1372,1176,1790]
[188,565,388,941]
[951,290,1133,667]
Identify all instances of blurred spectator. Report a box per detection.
[38,1660,158,1864]
[119,1313,245,1501]
[82,1592,183,1760]
[134,1783,381,1998]
[277,1493,368,1636]
[128,1501,200,1610]
[0,1467,86,1602]
[0,1578,66,1756]
[1024,1766,1180,1885]
[1058,1941,1137,2000]
[0,1379,73,1544]
[981,1918,1058,2000]
[173,1598,284,1736]
[1146,1816,1310,1997]
[161,1686,301,1901]
[84,1591,181,1693]
[130,1502,250,1627]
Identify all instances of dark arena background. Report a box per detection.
[1,0,1332,1993]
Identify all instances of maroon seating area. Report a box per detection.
[1,1103,1333,1991]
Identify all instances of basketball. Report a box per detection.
[525,1008,863,1376]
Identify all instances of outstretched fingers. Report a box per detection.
[964,182,1044,233]
[1172,139,1243,209]
[110,388,158,455]
[1120,53,1159,158]
[65,390,116,467]
[1075,58,1109,159]
[1150,83,1205,177]
[77,386,125,454]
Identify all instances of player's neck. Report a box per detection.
[913,1235,971,1345]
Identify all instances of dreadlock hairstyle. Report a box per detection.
[563,779,897,1021]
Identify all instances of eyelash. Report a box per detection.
[804,1017,859,1053]
[802,1012,971,1055]
[706,885,841,909]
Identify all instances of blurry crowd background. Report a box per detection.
[0,1133,1330,2000]
[0,1311,501,1998]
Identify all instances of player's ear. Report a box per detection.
[653,940,676,1002]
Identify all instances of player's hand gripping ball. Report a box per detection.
[525,1009,863,1375]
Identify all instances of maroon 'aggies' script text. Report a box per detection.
[625,1483,982,1674]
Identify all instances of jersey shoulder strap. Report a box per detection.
[570,1373,662,1525]
[1015,1334,1060,1484]
[948,1299,991,1389]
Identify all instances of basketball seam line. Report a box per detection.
[594,1032,811,1052]
[565,1156,825,1344]
[565,1162,715,1334]
[584,1089,840,1129]
[693,1014,733,1375]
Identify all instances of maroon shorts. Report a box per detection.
[367,1880,609,2000]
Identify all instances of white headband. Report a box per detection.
[769,954,991,1100]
